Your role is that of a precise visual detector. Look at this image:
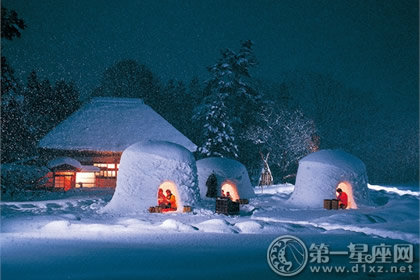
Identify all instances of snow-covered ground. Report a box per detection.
[1,184,419,279]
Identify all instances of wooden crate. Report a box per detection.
[323,199,332,210]
[331,199,339,210]
[216,197,240,215]
[148,206,162,213]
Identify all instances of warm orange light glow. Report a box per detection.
[336,182,357,209]
[75,172,96,188]
[107,164,115,169]
[157,181,182,212]
[221,181,240,201]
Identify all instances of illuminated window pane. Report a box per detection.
[108,164,115,169]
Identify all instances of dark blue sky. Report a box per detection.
[2,0,418,105]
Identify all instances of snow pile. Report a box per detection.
[194,219,237,233]
[288,149,370,208]
[368,184,420,196]
[196,157,255,199]
[235,221,263,233]
[158,219,198,232]
[39,97,197,152]
[102,141,200,214]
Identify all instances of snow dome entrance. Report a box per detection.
[336,182,357,209]
[157,181,181,212]
[221,181,240,202]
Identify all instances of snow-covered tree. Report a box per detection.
[245,105,318,179]
[195,40,261,158]
[194,93,238,158]
[1,6,29,162]
[92,59,160,103]
[23,71,81,142]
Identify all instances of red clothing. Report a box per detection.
[337,192,348,208]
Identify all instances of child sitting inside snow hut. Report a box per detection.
[158,189,168,207]
[161,189,177,212]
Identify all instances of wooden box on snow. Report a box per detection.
[216,197,240,215]
[183,206,192,213]
[331,199,339,210]
[323,199,332,210]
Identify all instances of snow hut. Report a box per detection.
[196,157,255,202]
[38,98,196,189]
[288,149,370,209]
[102,141,200,214]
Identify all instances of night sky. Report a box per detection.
[2,0,418,106]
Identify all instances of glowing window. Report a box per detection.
[75,172,96,188]
[93,162,118,178]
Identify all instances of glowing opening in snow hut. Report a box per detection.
[336,181,358,209]
[221,181,240,202]
[157,181,182,212]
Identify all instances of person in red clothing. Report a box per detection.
[336,188,348,209]
[157,188,168,208]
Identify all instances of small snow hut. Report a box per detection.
[196,157,255,202]
[38,98,196,189]
[288,149,370,209]
[102,141,200,214]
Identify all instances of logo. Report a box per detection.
[267,235,308,276]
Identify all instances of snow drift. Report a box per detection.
[196,157,255,200]
[288,149,370,208]
[102,141,200,214]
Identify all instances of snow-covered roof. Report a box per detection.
[80,165,100,172]
[47,157,82,170]
[38,97,197,152]
[196,157,255,199]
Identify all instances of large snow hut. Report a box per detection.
[102,141,200,214]
[38,98,196,190]
[196,157,255,202]
[288,149,370,209]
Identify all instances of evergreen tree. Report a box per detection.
[1,6,29,162]
[1,6,25,40]
[1,97,32,162]
[23,72,81,142]
[52,80,80,124]
[195,92,238,158]
[92,59,160,104]
[194,40,260,158]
